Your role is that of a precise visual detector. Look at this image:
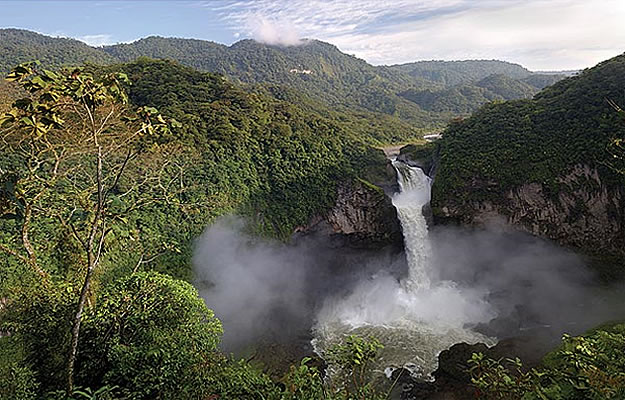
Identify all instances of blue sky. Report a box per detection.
[1,0,624,70]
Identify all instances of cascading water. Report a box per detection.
[313,160,495,380]
[392,161,432,291]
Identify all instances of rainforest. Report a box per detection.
[1,2,625,399]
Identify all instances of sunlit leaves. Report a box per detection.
[1,62,179,142]
[470,325,625,399]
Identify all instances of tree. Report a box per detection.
[469,324,625,399]
[0,62,176,393]
[78,272,223,399]
[0,272,224,399]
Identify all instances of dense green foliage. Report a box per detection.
[0,274,393,399]
[432,53,625,211]
[0,29,116,72]
[0,61,404,396]
[389,59,534,86]
[77,273,223,398]
[102,37,449,130]
[470,324,625,399]
[399,84,501,113]
[0,59,392,286]
[0,273,224,399]
[0,29,567,133]
[99,39,565,128]
[521,74,568,90]
[398,73,549,114]
[1,28,623,400]
[112,58,390,239]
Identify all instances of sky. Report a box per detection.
[1,0,624,70]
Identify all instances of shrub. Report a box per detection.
[469,324,625,400]
[77,272,223,399]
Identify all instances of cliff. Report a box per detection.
[296,158,402,248]
[436,164,625,261]
[423,53,625,277]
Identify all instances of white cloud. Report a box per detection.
[215,0,625,70]
[76,34,114,47]
[247,14,302,46]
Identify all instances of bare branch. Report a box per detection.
[133,251,167,273]
[104,149,134,199]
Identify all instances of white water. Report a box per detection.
[313,161,495,380]
[392,161,432,290]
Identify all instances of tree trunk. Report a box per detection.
[66,258,95,394]
[66,138,103,394]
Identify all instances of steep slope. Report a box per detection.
[1,58,399,286]
[398,74,540,114]
[111,58,400,242]
[103,37,568,128]
[104,37,443,129]
[521,73,569,90]
[430,53,625,274]
[0,29,566,135]
[475,74,537,99]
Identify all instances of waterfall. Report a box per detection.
[391,161,432,291]
[313,159,495,380]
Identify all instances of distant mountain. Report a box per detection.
[102,37,445,129]
[520,73,567,89]
[397,73,547,114]
[0,28,116,72]
[388,60,533,86]
[0,28,568,133]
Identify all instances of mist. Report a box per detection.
[193,217,405,352]
[430,226,624,339]
[193,217,624,358]
[247,15,303,46]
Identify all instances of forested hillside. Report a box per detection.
[1,21,624,400]
[0,58,392,293]
[389,59,533,85]
[103,37,448,129]
[0,29,567,133]
[0,28,116,72]
[430,52,625,269]
[398,73,541,114]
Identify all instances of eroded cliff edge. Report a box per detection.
[296,149,403,249]
[437,164,623,257]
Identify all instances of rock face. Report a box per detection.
[296,155,403,248]
[397,143,438,177]
[326,180,402,245]
[298,177,402,248]
[434,163,625,265]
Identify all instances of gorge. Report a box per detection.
[1,23,625,400]
[192,152,625,397]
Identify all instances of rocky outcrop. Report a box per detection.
[397,143,438,177]
[295,149,403,248]
[297,177,402,248]
[328,180,400,240]
[434,164,625,264]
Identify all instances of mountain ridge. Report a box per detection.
[0,28,569,134]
